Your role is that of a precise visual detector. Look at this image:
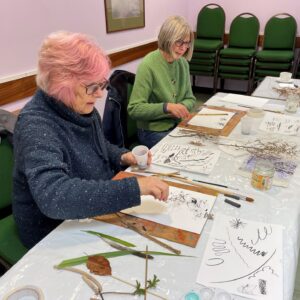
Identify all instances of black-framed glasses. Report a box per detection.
[84,79,109,95]
[175,39,191,48]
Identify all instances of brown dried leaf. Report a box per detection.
[86,255,112,276]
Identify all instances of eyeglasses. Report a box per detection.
[175,39,191,48]
[84,79,109,95]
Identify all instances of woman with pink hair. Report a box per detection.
[13,31,169,249]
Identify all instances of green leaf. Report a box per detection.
[82,230,136,247]
[56,250,194,269]
[147,274,160,288]
[56,250,132,269]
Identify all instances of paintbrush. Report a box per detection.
[157,174,254,203]
[100,235,154,260]
[237,104,284,114]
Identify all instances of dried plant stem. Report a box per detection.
[55,266,104,300]
[144,246,149,300]
[115,213,181,255]
[111,275,168,300]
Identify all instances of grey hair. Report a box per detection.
[158,16,194,61]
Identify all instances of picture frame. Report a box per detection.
[104,0,145,33]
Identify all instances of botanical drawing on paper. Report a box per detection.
[197,214,283,300]
[259,112,300,135]
[188,108,235,130]
[122,186,216,234]
[152,143,220,175]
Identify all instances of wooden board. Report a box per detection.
[178,105,246,136]
[94,171,218,248]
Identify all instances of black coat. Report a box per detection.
[102,70,136,148]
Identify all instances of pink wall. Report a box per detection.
[2,0,299,82]
[187,0,300,35]
[0,0,187,80]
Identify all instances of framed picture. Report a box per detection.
[104,0,145,33]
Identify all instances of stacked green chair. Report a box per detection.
[189,3,225,92]
[0,135,28,270]
[254,13,297,81]
[218,13,259,94]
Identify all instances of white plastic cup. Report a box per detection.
[279,71,292,82]
[285,94,299,113]
[132,145,149,169]
[241,116,253,135]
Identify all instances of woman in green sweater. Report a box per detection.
[128,16,196,148]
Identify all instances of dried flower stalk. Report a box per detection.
[191,138,299,159]
[273,87,300,98]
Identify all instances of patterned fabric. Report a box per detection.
[13,89,140,248]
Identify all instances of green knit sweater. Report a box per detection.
[128,49,196,131]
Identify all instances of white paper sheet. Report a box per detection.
[188,107,235,129]
[197,214,283,300]
[222,94,269,108]
[122,185,216,234]
[259,112,300,135]
[152,143,221,175]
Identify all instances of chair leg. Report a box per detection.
[0,257,11,271]
[220,78,225,91]
[248,57,256,94]
[213,49,221,93]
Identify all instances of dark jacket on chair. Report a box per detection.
[102,70,135,148]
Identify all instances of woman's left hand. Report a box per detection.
[121,151,152,166]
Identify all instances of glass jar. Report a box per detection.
[285,94,299,113]
[251,160,275,190]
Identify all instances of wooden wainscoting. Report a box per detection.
[0,41,158,106]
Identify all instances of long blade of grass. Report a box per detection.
[56,250,194,269]
[82,230,135,247]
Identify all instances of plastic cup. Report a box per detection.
[279,71,292,82]
[241,116,253,135]
[285,94,299,113]
[132,145,149,169]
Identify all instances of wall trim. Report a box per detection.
[1,35,300,106]
[0,41,158,106]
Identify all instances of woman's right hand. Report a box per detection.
[166,103,190,119]
[137,177,169,201]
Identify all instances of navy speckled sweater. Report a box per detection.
[13,89,140,248]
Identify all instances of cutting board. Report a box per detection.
[178,105,246,136]
[94,171,217,247]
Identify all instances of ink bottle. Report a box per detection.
[251,160,275,191]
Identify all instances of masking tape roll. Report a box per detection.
[3,285,44,300]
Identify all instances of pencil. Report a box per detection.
[196,113,229,116]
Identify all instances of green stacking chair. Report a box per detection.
[218,13,259,94]
[0,136,28,270]
[254,13,297,81]
[189,3,225,93]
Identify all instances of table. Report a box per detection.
[252,76,300,100]
[0,94,300,300]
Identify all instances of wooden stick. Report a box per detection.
[144,245,148,300]
[115,213,181,255]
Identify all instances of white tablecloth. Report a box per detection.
[0,93,299,300]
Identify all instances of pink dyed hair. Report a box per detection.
[36,31,110,105]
